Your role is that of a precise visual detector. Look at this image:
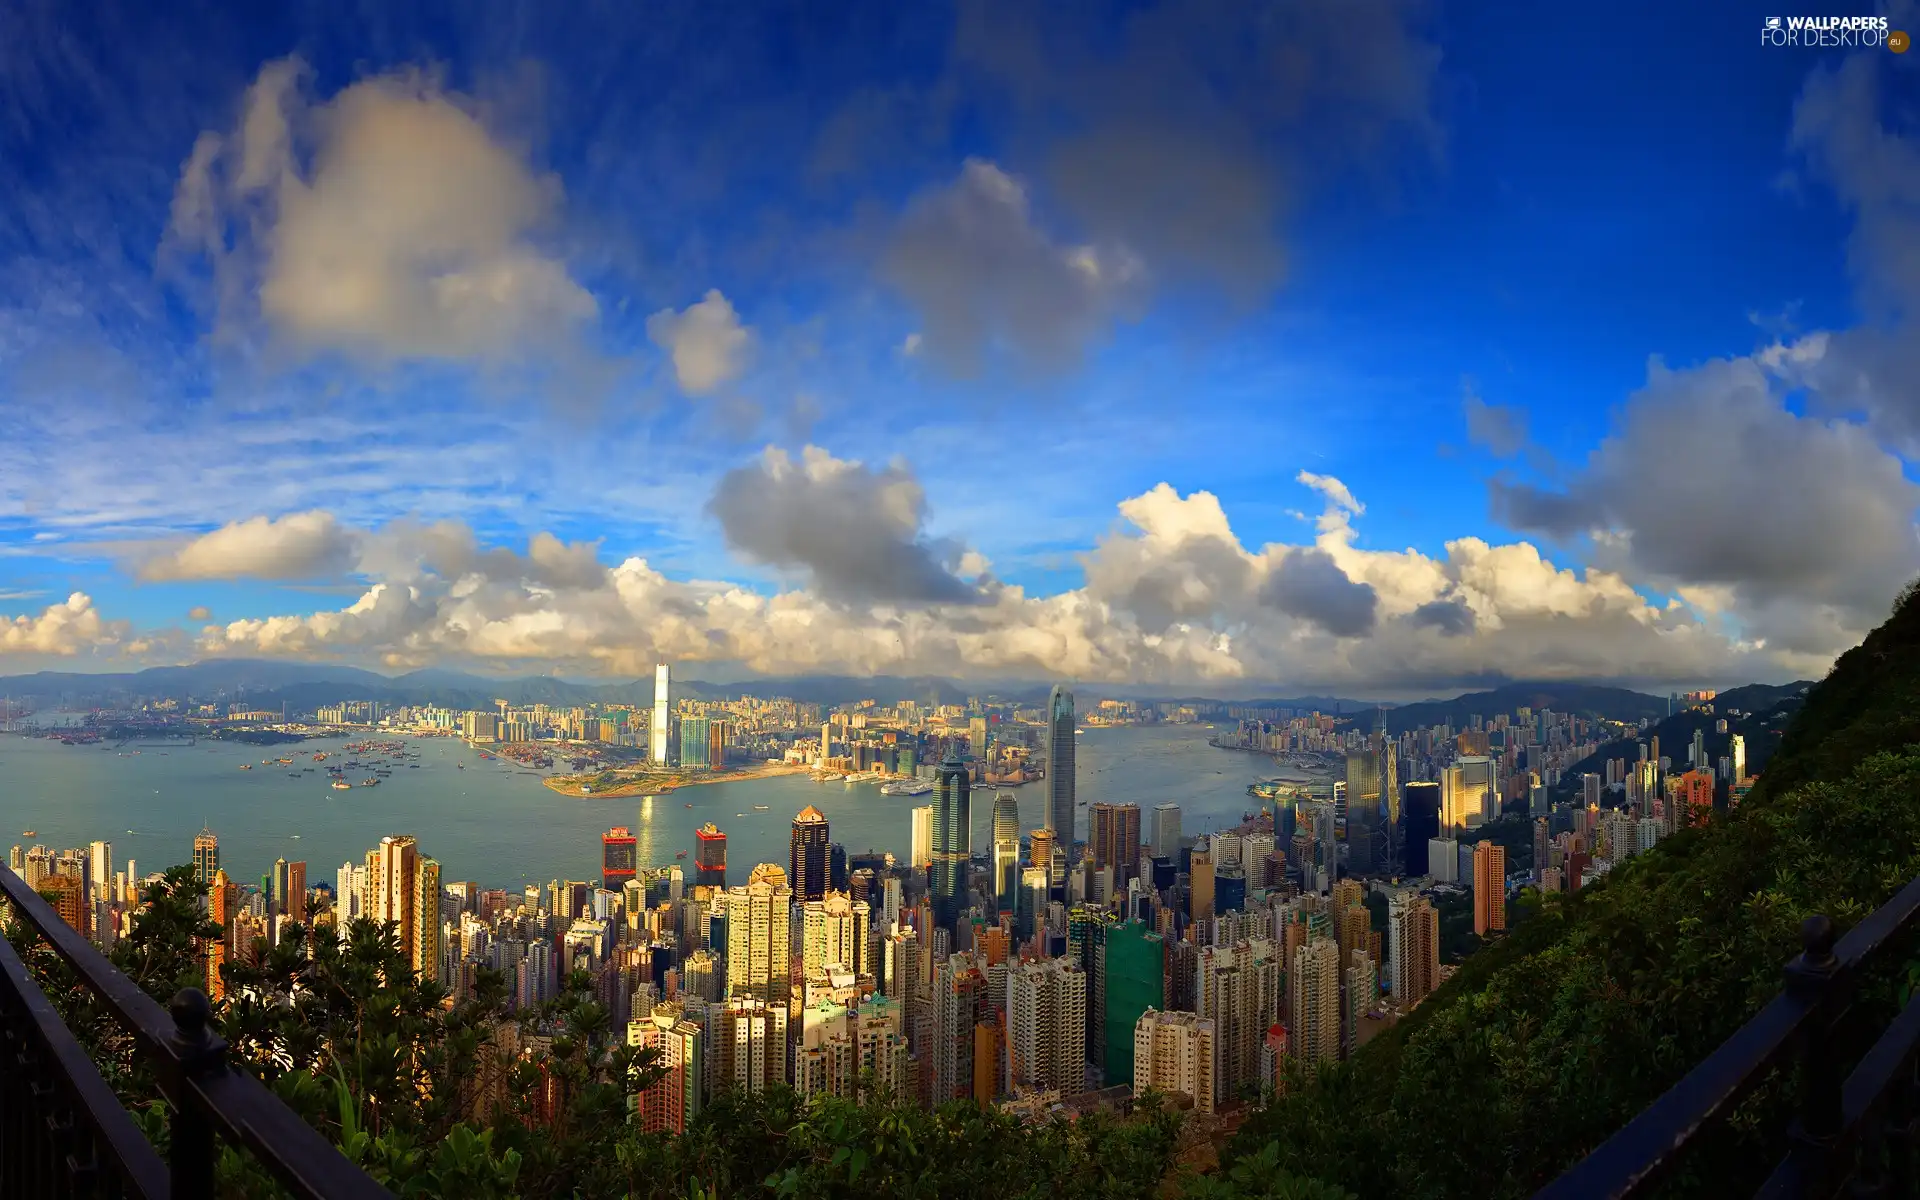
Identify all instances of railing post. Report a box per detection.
[165,987,227,1198]
[1784,915,1843,1196]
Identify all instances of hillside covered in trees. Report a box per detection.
[1232,586,1920,1197]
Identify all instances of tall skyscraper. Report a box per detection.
[1401,781,1441,875]
[1289,938,1342,1065]
[1389,892,1440,1005]
[930,951,986,1105]
[790,807,830,903]
[1730,733,1747,783]
[650,664,670,764]
[206,869,238,1001]
[1151,803,1182,855]
[725,863,792,1003]
[287,860,306,924]
[910,805,935,872]
[1090,803,1142,884]
[1104,921,1166,1087]
[192,828,219,885]
[802,891,870,980]
[694,823,728,889]
[1196,939,1282,1106]
[1045,686,1076,851]
[932,751,971,933]
[87,840,112,902]
[1473,841,1507,936]
[991,793,1021,913]
[602,826,639,892]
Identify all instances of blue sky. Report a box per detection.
[1,0,1916,695]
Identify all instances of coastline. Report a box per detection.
[541,762,812,798]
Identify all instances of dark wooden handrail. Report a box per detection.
[1536,872,1920,1199]
[0,865,392,1199]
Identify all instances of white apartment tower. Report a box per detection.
[1007,958,1087,1096]
[1195,939,1282,1106]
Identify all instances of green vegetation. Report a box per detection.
[1228,583,1920,1198]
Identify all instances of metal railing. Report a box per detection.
[0,865,391,1199]
[1535,873,1920,1199]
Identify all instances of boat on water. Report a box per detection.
[359,777,379,787]
[456,763,465,770]
[685,802,694,808]
[880,779,934,797]
[21,831,35,838]
[239,764,251,770]
[331,780,351,791]
[675,850,688,859]
[816,773,845,782]
[752,804,770,811]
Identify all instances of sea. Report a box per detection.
[0,722,1291,893]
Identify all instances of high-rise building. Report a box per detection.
[1401,782,1441,875]
[41,874,88,937]
[1196,939,1282,1106]
[1730,733,1747,783]
[1045,686,1075,850]
[1678,770,1715,828]
[192,828,219,885]
[932,751,971,933]
[1289,938,1342,1065]
[206,869,238,1000]
[1151,803,1182,855]
[910,805,935,872]
[650,664,670,765]
[1007,958,1087,1096]
[725,863,792,1003]
[1190,848,1215,925]
[1388,893,1440,1006]
[930,952,986,1105]
[968,715,989,760]
[365,836,442,985]
[628,1007,703,1133]
[678,715,711,769]
[802,891,870,980]
[1134,1009,1215,1114]
[1443,756,1499,833]
[715,997,787,1092]
[789,807,830,903]
[1473,842,1507,937]
[1090,803,1142,885]
[1104,921,1165,1087]
[87,841,112,902]
[991,793,1021,913]
[602,826,639,892]
[694,823,728,889]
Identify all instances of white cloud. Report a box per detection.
[167,469,1821,693]
[135,511,356,581]
[646,290,753,395]
[164,57,599,366]
[0,593,126,657]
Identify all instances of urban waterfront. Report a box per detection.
[0,722,1291,889]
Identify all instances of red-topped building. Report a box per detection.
[602,826,638,892]
[693,822,727,889]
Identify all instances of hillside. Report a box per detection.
[1230,588,1920,1198]
[1550,684,1810,801]
[1372,681,1667,735]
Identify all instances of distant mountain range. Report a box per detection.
[0,659,1806,725]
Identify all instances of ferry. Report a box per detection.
[752,804,770,811]
[880,779,933,797]
[331,780,351,791]
[817,773,845,783]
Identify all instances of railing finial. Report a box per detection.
[1801,915,1838,971]
[168,987,226,1076]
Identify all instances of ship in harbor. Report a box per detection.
[880,779,933,797]
[330,779,351,791]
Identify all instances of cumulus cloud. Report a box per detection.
[187,606,212,621]
[1491,355,1920,639]
[1261,549,1378,637]
[1,593,126,657]
[167,468,1835,692]
[883,159,1143,375]
[163,56,599,367]
[136,511,356,582]
[647,290,753,396]
[707,446,982,605]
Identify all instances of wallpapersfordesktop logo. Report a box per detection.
[1761,15,1906,50]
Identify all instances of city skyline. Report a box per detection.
[3,4,1914,697]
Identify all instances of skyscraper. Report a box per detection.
[1289,938,1342,1065]
[991,793,1021,913]
[694,823,728,889]
[1730,733,1747,783]
[1134,1009,1216,1114]
[1090,803,1142,884]
[1045,686,1076,852]
[366,835,442,985]
[725,863,792,1003]
[650,664,670,765]
[910,805,935,872]
[87,840,112,902]
[1389,892,1440,1005]
[790,807,830,903]
[1473,841,1507,936]
[287,860,306,924]
[1104,921,1165,1087]
[192,828,219,885]
[1007,958,1087,1096]
[1196,939,1282,1106]
[602,826,638,892]
[1151,803,1182,855]
[932,750,971,933]
[1401,781,1441,875]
